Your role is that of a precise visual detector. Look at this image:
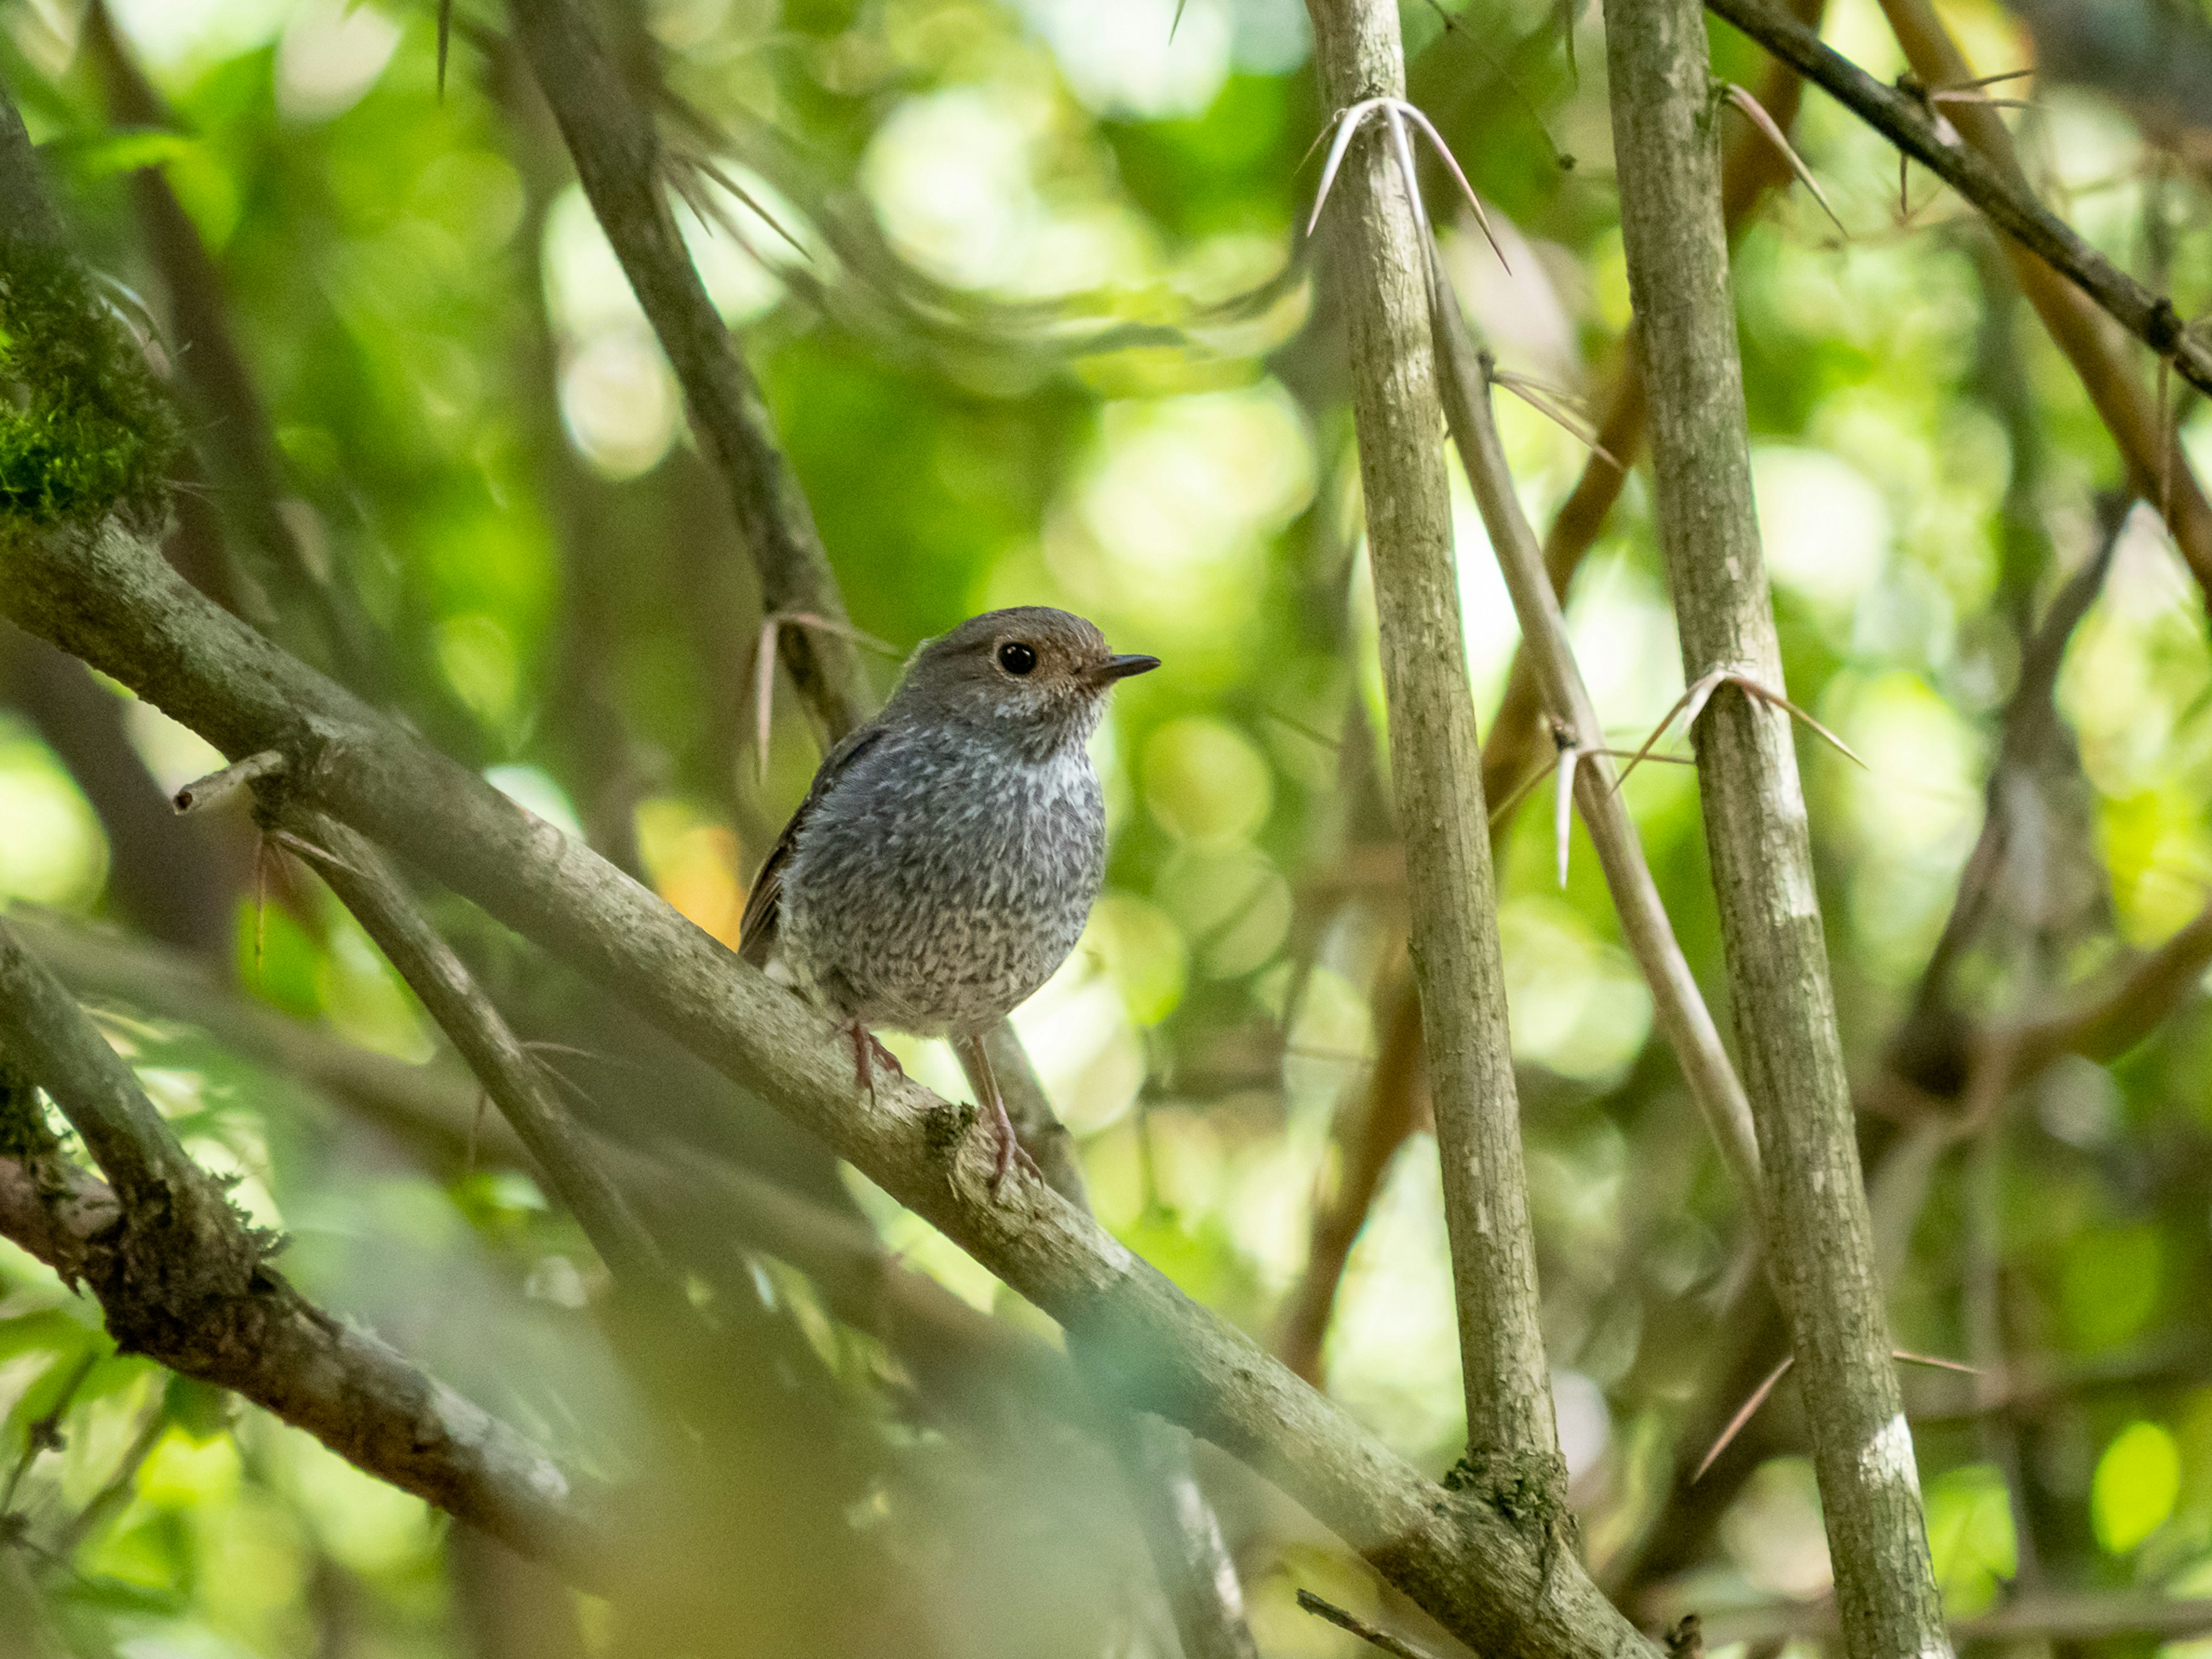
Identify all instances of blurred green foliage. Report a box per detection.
[1,0,2211,1653]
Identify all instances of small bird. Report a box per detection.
[740,607,1158,1192]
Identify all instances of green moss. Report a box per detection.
[0,237,181,528]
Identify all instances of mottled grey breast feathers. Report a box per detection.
[772,718,1107,1037]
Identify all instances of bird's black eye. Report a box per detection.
[997,641,1037,676]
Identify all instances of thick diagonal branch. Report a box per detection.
[1602,8,1950,1659]
[1,505,1660,1658]
[1304,0,1565,1508]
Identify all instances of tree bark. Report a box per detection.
[1304,0,1565,1511]
[1601,9,1951,1659]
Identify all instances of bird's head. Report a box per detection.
[891,607,1158,756]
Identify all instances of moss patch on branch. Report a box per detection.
[0,237,180,529]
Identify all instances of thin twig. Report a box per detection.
[1431,275,1762,1196]
[1707,0,2212,396]
[1692,1348,1976,1481]
[2006,895,2212,1070]
[0,1354,95,1517]
[1889,504,2123,1086]
[1692,1354,1793,1482]
[662,149,811,264]
[1490,371,1626,468]
[750,611,895,785]
[1891,1350,1978,1375]
[172,749,284,815]
[1296,1590,1446,1659]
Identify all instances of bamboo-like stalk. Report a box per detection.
[1302,0,1564,1504]
[1599,7,1952,1659]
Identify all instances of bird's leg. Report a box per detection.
[846,1021,905,1104]
[848,1020,874,1102]
[957,1032,1038,1196]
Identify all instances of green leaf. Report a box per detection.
[2093,1420,2182,1554]
[1925,1463,2017,1615]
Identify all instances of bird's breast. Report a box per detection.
[779,736,1108,1032]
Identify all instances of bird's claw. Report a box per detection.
[984,1094,1040,1198]
[849,1022,904,1105]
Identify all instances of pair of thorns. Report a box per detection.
[1494,666,1866,889]
[1300,84,1838,474]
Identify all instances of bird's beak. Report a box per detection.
[1092,653,1160,684]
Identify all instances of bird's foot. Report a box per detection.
[847,1022,905,1105]
[983,1090,1041,1197]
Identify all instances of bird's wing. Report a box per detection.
[738,724,885,968]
